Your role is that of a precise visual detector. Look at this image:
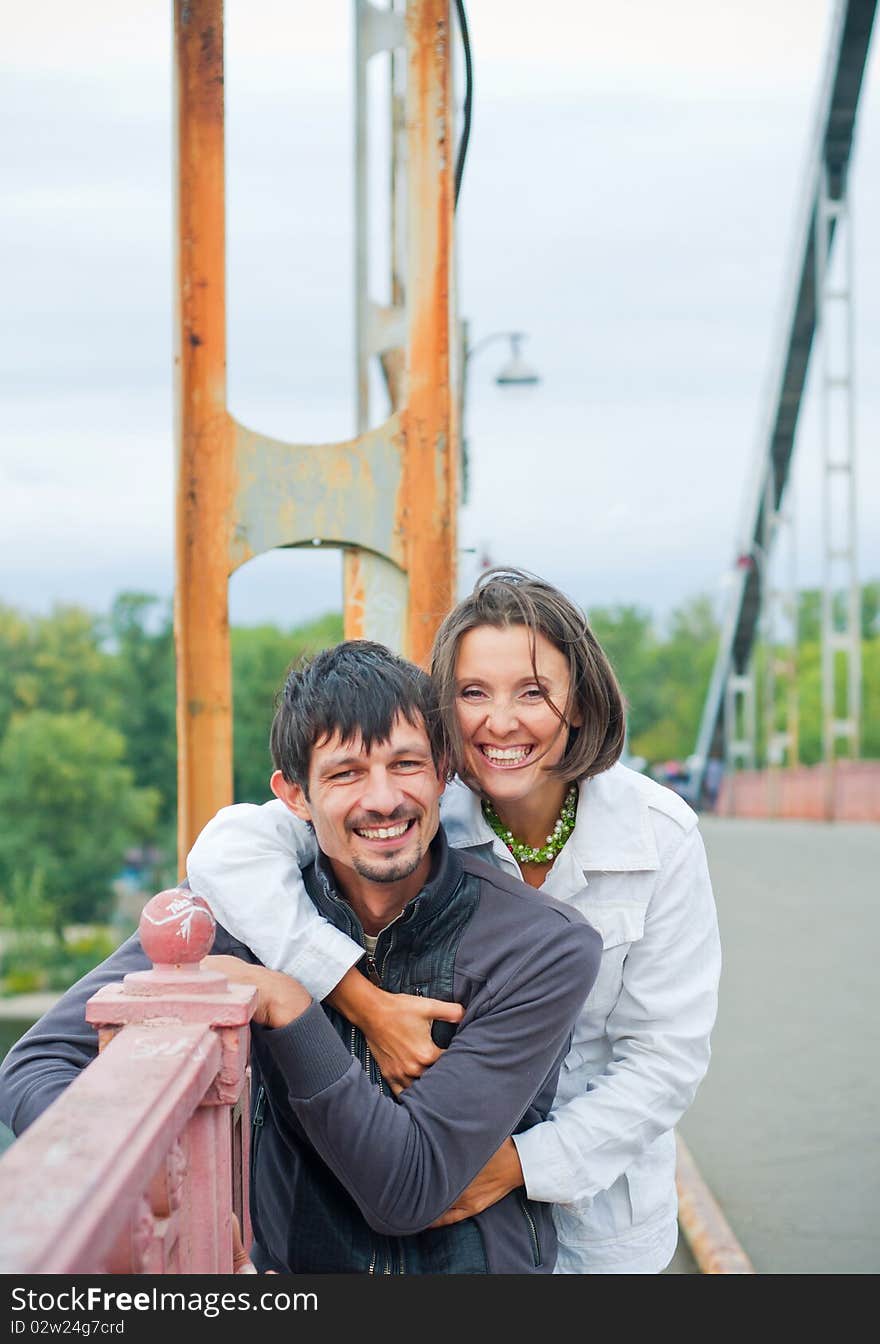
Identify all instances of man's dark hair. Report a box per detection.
[270,640,447,792]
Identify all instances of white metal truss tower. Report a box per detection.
[815,166,861,766]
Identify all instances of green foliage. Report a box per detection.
[590,595,722,766]
[232,612,344,802]
[107,594,177,827]
[756,632,880,766]
[0,864,55,934]
[0,598,344,941]
[0,710,159,933]
[587,605,662,744]
[0,603,113,741]
[797,582,880,644]
[0,926,122,996]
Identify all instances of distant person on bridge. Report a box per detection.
[186,568,722,1274]
[0,640,600,1275]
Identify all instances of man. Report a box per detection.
[0,641,601,1274]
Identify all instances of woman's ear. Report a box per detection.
[270,770,312,823]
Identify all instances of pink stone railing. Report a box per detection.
[717,759,880,822]
[0,889,257,1273]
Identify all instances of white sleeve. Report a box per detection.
[186,800,364,1001]
[512,824,721,1203]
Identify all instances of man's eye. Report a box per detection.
[394,759,423,771]
[330,770,358,782]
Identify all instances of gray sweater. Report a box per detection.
[0,833,601,1274]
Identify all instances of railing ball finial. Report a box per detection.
[139,888,216,969]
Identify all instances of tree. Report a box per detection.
[0,603,113,741]
[587,604,662,744]
[0,710,159,932]
[593,595,720,768]
[231,613,344,802]
[108,593,177,827]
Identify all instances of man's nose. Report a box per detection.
[359,768,404,815]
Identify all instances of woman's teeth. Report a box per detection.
[480,746,532,764]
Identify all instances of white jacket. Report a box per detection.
[187,763,721,1274]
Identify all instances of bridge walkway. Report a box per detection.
[674,816,879,1273]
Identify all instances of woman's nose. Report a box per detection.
[485,699,519,734]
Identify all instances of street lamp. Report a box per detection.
[465,330,540,385]
[458,327,541,507]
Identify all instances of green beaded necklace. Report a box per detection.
[481,783,578,865]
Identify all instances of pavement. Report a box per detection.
[674,816,880,1274]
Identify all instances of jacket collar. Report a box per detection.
[309,825,465,937]
[440,763,660,874]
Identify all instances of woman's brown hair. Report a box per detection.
[430,567,626,785]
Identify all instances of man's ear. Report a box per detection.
[270,770,312,824]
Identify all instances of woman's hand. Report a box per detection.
[327,968,464,1096]
[428,1139,525,1227]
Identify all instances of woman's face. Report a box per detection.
[453,623,579,807]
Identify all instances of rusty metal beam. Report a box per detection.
[675,1133,756,1274]
[230,416,406,568]
[173,0,234,868]
[399,0,457,667]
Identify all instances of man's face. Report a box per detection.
[274,712,444,896]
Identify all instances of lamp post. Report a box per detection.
[465,330,540,385]
[459,328,540,506]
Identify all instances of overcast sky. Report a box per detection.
[2,0,878,631]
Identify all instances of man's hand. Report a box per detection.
[203,955,312,1029]
[231,1213,277,1275]
[328,968,464,1097]
[231,1213,257,1274]
[428,1138,525,1227]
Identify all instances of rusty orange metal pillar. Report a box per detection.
[173,0,234,867]
[399,0,457,668]
[346,0,458,664]
[172,0,458,867]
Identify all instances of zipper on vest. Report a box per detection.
[518,1193,542,1267]
[252,1084,267,1131]
[250,1084,267,1179]
[350,1004,386,1096]
[364,1040,385,1096]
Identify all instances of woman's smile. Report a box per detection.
[477,743,535,768]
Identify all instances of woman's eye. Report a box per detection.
[459,687,486,700]
[522,687,544,700]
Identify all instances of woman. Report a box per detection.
[187,568,721,1274]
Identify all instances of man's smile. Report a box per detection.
[350,816,419,845]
